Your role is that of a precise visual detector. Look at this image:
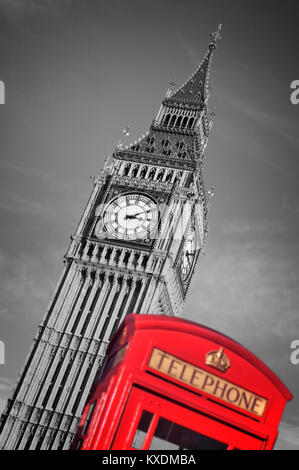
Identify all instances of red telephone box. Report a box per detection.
[72,314,292,450]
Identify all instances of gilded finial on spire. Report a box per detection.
[117,125,130,149]
[102,153,113,173]
[209,24,222,49]
[170,76,176,89]
[165,76,176,98]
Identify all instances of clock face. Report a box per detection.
[103,193,158,240]
[180,229,196,281]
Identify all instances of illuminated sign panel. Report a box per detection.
[148,347,268,417]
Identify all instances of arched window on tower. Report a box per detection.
[170,115,176,127]
[123,251,130,265]
[148,168,156,180]
[175,171,183,185]
[141,255,149,270]
[178,152,187,159]
[175,116,182,127]
[114,249,122,264]
[188,117,194,129]
[132,253,140,268]
[123,164,131,176]
[156,171,164,182]
[165,171,173,183]
[147,136,155,145]
[186,173,194,188]
[163,114,171,126]
[131,166,139,177]
[182,116,188,128]
[176,141,185,150]
[140,166,148,179]
[131,144,140,151]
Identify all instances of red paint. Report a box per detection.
[72,314,292,450]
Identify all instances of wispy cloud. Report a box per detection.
[220,93,299,152]
[0,377,14,393]
[0,0,73,40]
[276,420,299,450]
[0,0,71,21]
[0,249,57,322]
[186,216,299,408]
[0,157,80,221]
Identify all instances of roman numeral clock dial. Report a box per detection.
[103,193,158,240]
[180,228,196,282]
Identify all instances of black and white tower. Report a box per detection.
[0,25,221,450]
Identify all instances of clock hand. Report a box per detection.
[137,209,151,215]
[125,210,151,220]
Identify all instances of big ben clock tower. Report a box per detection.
[0,26,221,450]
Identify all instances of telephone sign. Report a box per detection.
[72,314,292,450]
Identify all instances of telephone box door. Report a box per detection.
[111,387,267,450]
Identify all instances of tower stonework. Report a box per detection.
[0,27,221,450]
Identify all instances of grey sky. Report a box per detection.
[0,0,298,449]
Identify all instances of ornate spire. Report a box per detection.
[165,24,222,107]
[114,25,222,157]
[209,23,222,49]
